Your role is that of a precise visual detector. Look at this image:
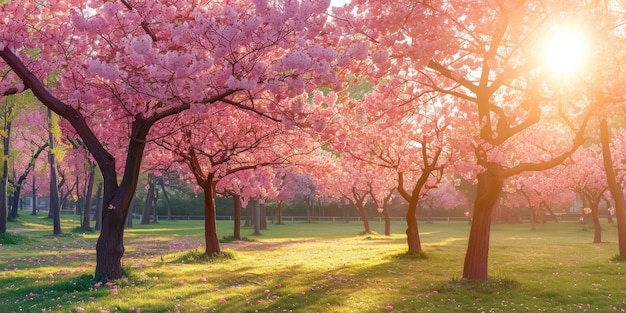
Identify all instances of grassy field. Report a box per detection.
[1,214,625,313]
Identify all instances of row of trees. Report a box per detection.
[1,0,625,282]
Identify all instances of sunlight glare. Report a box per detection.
[544,29,587,75]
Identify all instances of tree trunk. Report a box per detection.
[82,165,95,231]
[94,183,102,231]
[152,187,159,223]
[159,180,172,220]
[0,121,10,230]
[48,110,61,235]
[356,203,371,234]
[244,203,252,227]
[382,207,391,236]
[202,182,221,255]
[126,196,135,228]
[233,194,241,240]
[95,204,127,280]
[9,188,20,220]
[277,200,283,225]
[600,118,626,255]
[253,199,261,235]
[463,163,504,281]
[591,205,602,243]
[140,182,155,225]
[405,200,421,252]
[260,202,267,230]
[31,173,37,216]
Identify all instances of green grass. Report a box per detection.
[1,214,626,312]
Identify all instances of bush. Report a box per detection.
[220,235,254,243]
[53,274,96,293]
[174,248,237,263]
[0,232,25,244]
[441,276,520,293]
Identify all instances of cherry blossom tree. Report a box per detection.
[1,0,343,279]
[8,110,49,221]
[153,106,296,255]
[332,0,602,280]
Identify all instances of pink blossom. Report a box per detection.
[219,298,227,304]
[75,307,85,312]
[178,280,185,286]
[173,305,180,313]
[275,283,282,288]
[199,275,207,282]
[385,305,394,310]
[47,274,54,279]
[256,299,263,305]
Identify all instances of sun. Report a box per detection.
[543,28,587,75]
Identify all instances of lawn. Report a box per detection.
[1,214,625,313]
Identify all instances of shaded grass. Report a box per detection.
[2,214,626,312]
[0,232,27,244]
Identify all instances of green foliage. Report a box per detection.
[71,226,95,234]
[173,248,237,263]
[220,235,254,243]
[0,232,25,244]
[441,276,521,293]
[53,274,97,293]
[392,250,429,260]
[611,253,626,262]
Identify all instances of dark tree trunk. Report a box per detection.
[600,119,626,255]
[604,198,614,223]
[244,203,252,227]
[260,202,267,230]
[9,188,20,220]
[81,165,95,231]
[253,199,261,235]
[94,183,102,231]
[405,200,421,252]
[277,200,283,225]
[126,196,135,228]
[233,194,241,240]
[31,172,37,216]
[381,207,391,236]
[591,205,602,243]
[0,121,10,230]
[152,187,159,223]
[95,204,127,280]
[140,181,155,225]
[355,203,371,234]
[48,110,61,235]
[463,163,504,281]
[202,182,221,255]
[159,180,172,220]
